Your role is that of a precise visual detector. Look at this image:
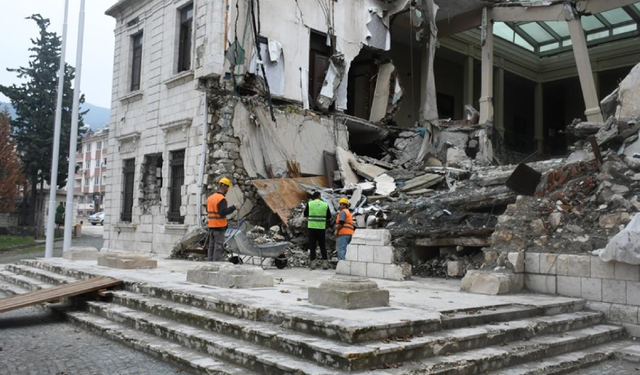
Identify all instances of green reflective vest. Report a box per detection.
[308,200,329,230]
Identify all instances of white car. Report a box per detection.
[89,212,105,226]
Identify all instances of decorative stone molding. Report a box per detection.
[117,132,141,153]
[160,118,192,144]
[163,70,194,89]
[119,90,143,104]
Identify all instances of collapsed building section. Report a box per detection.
[101,0,640,274]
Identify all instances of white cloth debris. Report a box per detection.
[599,213,640,265]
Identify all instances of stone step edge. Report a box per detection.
[0,270,52,291]
[404,325,626,375]
[5,263,78,285]
[65,310,258,375]
[109,289,605,370]
[18,259,440,344]
[487,340,635,375]
[87,299,623,375]
[86,301,339,374]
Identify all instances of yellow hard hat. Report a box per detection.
[218,177,232,187]
[339,197,350,206]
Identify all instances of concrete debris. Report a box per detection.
[617,62,640,120]
[316,53,346,113]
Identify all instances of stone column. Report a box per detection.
[495,65,505,136]
[463,55,474,108]
[534,82,544,154]
[568,18,604,123]
[479,9,494,125]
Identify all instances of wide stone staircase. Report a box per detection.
[0,259,634,375]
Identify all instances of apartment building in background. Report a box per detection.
[75,127,109,218]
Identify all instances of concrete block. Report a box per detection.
[556,254,570,276]
[367,263,384,279]
[507,252,524,273]
[447,261,465,277]
[603,279,627,304]
[372,246,394,264]
[350,261,367,277]
[557,276,582,298]
[97,253,157,269]
[591,256,615,279]
[567,255,590,277]
[581,278,602,302]
[63,246,100,261]
[308,276,389,310]
[460,271,524,295]
[351,229,391,246]
[524,274,556,294]
[586,301,612,320]
[540,253,557,275]
[616,262,640,281]
[610,304,639,324]
[383,263,411,281]
[186,263,274,288]
[345,244,358,261]
[627,281,640,306]
[524,252,540,273]
[357,245,374,263]
[336,260,351,275]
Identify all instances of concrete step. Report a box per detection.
[395,324,626,375]
[65,310,260,375]
[0,270,52,291]
[440,301,586,330]
[487,340,635,375]
[106,289,606,371]
[5,263,78,286]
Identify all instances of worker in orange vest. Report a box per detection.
[207,177,237,261]
[335,197,355,260]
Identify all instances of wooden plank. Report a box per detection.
[0,277,121,313]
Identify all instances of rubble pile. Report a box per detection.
[487,63,640,264]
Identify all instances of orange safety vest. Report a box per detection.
[207,193,228,228]
[336,209,355,236]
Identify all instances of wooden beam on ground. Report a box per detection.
[0,277,121,314]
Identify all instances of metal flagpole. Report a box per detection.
[44,0,70,258]
[63,0,86,252]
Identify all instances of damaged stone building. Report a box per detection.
[101,0,640,255]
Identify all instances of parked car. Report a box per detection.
[89,212,105,226]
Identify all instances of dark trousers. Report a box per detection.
[307,228,327,261]
[208,228,226,261]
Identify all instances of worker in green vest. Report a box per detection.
[304,191,331,270]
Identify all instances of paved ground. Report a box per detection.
[0,301,187,375]
[0,225,103,265]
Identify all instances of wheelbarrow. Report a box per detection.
[224,223,290,269]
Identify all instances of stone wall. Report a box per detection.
[337,229,412,281]
[523,251,640,331]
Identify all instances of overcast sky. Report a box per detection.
[0,0,118,108]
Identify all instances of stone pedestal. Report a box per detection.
[186,263,274,288]
[460,270,523,295]
[63,246,100,261]
[308,276,389,310]
[97,252,157,269]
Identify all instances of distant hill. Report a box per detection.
[0,101,110,132]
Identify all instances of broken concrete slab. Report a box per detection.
[349,159,386,181]
[336,146,360,186]
[186,263,274,289]
[63,247,101,261]
[308,276,389,310]
[617,62,640,120]
[401,173,444,192]
[369,62,395,123]
[97,253,158,270]
[374,174,396,196]
[460,270,524,295]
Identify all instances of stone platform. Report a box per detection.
[0,257,635,375]
[97,252,157,269]
[186,263,274,288]
[308,276,389,309]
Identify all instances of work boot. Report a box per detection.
[310,260,317,270]
[322,260,329,270]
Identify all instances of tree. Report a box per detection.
[0,107,25,212]
[0,14,87,226]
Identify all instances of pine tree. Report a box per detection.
[0,14,87,225]
[0,107,25,212]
